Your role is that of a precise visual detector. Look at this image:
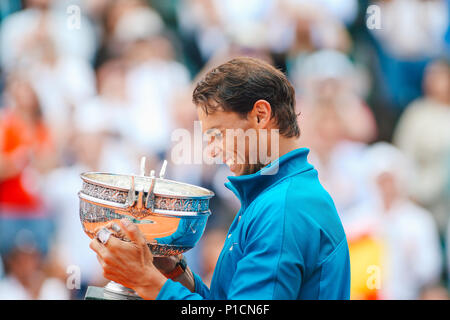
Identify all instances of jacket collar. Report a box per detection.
[225,148,313,209]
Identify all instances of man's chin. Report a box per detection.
[228,163,241,176]
[229,164,261,176]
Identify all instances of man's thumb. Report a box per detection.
[119,218,146,246]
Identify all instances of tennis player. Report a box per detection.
[90,57,351,300]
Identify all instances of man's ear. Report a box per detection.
[250,99,272,129]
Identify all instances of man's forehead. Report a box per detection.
[197,107,223,128]
[196,100,222,116]
[198,116,224,133]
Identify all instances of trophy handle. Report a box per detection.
[145,159,167,210]
[125,175,136,207]
[159,160,168,179]
[145,170,156,211]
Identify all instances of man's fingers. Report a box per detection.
[118,218,146,246]
[96,254,105,268]
[103,221,122,234]
[90,233,122,255]
[104,234,126,251]
[90,238,107,257]
[96,254,114,280]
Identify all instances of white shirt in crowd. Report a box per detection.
[0,276,70,300]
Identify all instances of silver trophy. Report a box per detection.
[78,158,214,299]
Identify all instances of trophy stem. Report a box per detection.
[103,281,143,300]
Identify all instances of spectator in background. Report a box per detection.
[0,0,97,70]
[25,37,96,149]
[176,0,354,70]
[94,0,164,66]
[0,75,61,297]
[26,39,96,150]
[175,0,234,64]
[94,0,190,156]
[285,0,353,61]
[0,75,56,216]
[0,229,69,300]
[369,0,449,111]
[123,35,191,157]
[345,143,444,300]
[81,59,131,141]
[294,50,376,217]
[0,0,97,149]
[393,59,450,235]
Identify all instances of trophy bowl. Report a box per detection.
[79,171,214,256]
[78,159,214,299]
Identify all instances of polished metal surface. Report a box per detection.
[78,160,214,257]
[103,281,142,300]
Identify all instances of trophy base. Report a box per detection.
[85,281,143,300]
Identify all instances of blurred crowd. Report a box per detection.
[0,0,449,300]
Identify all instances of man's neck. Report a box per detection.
[272,136,302,162]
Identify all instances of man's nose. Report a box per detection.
[208,144,221,159]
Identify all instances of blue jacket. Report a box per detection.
[157,148,351,300]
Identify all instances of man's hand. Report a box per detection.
[89,218,167,300]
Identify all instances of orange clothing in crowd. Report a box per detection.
[348,234,384,300]
[0,108,53,214]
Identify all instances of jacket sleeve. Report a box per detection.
[226,197,304,299]
[156,271,210,300]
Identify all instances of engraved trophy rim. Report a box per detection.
[80,171,215,200]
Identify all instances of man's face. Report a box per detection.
[197,107,264,176]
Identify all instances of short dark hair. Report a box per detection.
[192,57,300,138]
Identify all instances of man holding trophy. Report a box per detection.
[88,57,351,300]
